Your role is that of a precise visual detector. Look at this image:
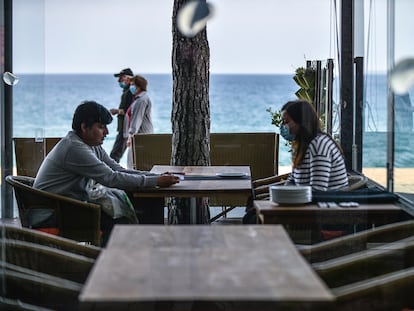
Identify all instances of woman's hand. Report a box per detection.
[157,175,180,187]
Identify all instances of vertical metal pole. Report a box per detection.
[315,60,322,116]
[354,56,364,172]
[326,59,334,135]
[1,0,14,219]
[386,0,395,191]
[340,0,355,171]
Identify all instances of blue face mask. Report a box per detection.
[119,81,127,89]
[129,85,137,94]
[280,124,295,141]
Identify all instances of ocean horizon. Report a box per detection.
[12,73,414,168]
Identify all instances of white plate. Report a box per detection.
[216,172,247,178]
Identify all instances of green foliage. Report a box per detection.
[266,107,282,128]
[293,66,316,105]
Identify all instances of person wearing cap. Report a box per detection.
[109,68,134,162]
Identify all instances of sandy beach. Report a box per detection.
[279,166,414,193]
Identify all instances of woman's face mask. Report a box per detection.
[280,124,295,141]
[129,85,137,94]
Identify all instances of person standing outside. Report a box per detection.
[109,68,134,162]
[125,75,154,169]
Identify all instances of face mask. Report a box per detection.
[119,81,127,89]
[280,124,295,141]
[129,85,137,94]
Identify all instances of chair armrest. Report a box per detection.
[252,173,289,188]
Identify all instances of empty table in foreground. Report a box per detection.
[79,225,334,311]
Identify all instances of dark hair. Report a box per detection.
[131,75,148,91]
[281,100,322,167]
[72,100,112,132]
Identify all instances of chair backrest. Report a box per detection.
[334,266,414,311]
[13,137,61,177]
[132,133,172,171]
[132,132,279,208]
[3,238,95,283]
[312,238,414,288]
[1,224,100,259]
[5,175,101,246]
[3,264,82,310]
[210,132,279,179]
[299,220,414,263]
[132,132,279,179]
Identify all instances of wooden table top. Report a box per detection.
[134,165,252,197]
[80,225,334,310]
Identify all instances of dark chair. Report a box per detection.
[310,239,414,311]
[312,239,414,288]
[299,220,414,263]
[13,137,61,178]
[333,266,414,311]
[2,239,95,283]
[5,175,101,246]
[2,264,82,311]
[1,224,100,259]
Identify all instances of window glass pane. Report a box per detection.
[362,0,387,187]
[394,0,414,201]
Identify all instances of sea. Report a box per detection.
[12,73,414,168]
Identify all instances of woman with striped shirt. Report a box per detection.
[243,100,348,224]
[281,100,348,191]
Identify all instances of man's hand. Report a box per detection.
[157,175,180,187]
[109,108,119,115]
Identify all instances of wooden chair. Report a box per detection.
[2,238,95,283]
[2,264,82,310]
[299,220,414,263]
[13,137,61,177]
[131,133,172,171]
[5,175,101,246]
[333,267,414,311]
[312,239,414,288]
[310,239,414,311]
[132,132,279,220]
[1,224,100,259]
[209,132,278,210]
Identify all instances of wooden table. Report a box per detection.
[254,200,407,243]
[135,165,253,224]
[79,225,334,311]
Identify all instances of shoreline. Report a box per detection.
[279,166,413,193]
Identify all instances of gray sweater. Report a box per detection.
[34,131,158,202]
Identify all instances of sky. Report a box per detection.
[12,0,414,75]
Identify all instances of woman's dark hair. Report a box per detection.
[72,100,112,132]
[131,75,148,91]
[281,100,322,167]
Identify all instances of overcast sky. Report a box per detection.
[12,0,413,75]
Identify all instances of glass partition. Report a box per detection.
[393,0,414,202]
[362,0,388,187]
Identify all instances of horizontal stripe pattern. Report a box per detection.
[288,134,348,191]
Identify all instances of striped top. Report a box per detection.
[286,134,348,191]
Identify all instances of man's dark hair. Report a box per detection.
[72,100,113,132]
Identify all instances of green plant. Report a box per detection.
[293,66,316,105]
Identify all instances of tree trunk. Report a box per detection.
[170,0,211,224]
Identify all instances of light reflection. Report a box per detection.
[177,0,214,38]
[390,58,414,95]
[2,71,19,86]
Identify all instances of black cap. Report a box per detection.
[114,68,133,77]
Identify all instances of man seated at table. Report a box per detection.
[34,100,179,245]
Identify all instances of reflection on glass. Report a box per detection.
[2,71,19,86]
[177,0,214,37]
[390,58,414,95]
